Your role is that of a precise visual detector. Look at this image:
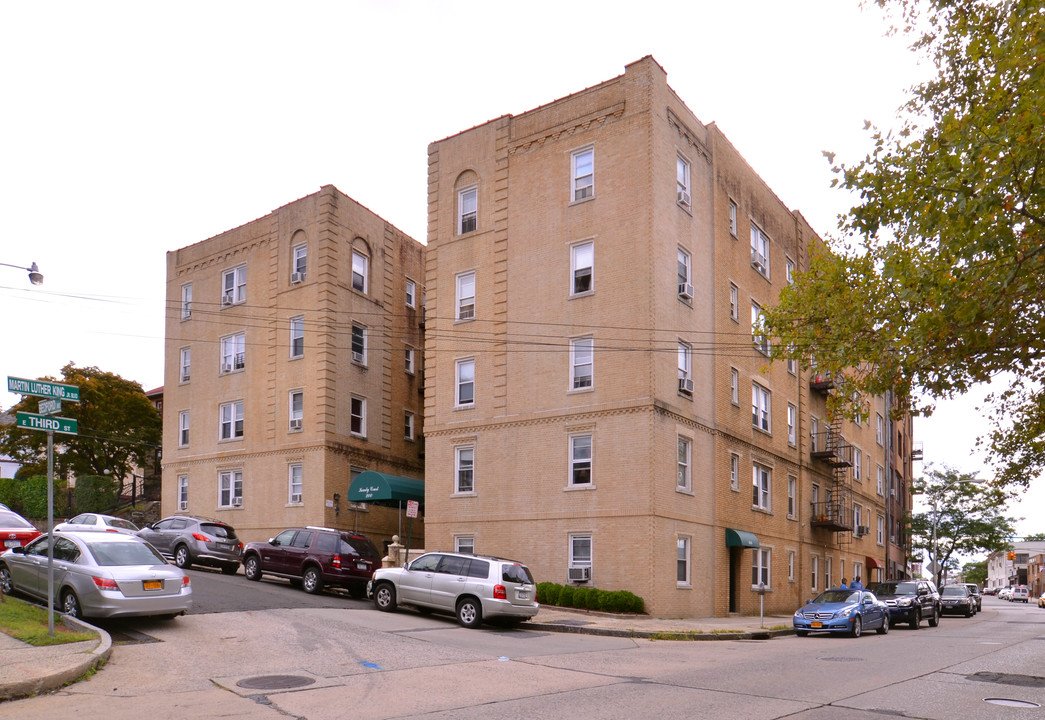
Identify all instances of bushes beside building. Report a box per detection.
[536,582,644,614]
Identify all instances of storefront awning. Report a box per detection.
[865,556,882,569]
[725,528,760,548]
[348,471,425,507]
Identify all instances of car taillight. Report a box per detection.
[192,533,211,542]
[92,576,119,590]
[105,528,120,533]
[332,554,341,569]
[182,576,191,587]
[493,584,506,600]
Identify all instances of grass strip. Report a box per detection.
[0,596,96,646]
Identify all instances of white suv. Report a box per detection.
[369,551,539,628]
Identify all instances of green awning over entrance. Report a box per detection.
[725,528,760,548]
[348,471,425,506]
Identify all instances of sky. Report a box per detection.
[1,1,1040,544]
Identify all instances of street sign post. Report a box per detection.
[7,377,80,401]
[15,412,78,435]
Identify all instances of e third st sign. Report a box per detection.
[16,411,78,436]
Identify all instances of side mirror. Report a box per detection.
[268,538,277,545]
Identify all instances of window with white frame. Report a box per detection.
[219,401,244,440]
[290,316,304,359]
[787,404,797,445]
[677,536,691,585]
[731,368,739,405]
[456,271,475,320]
[730,452,740,490]
[877,465,884,495]
[404,411,415,441]
[218,470,242,508]
[222,264,246,305]
[812,555,819,591]
[456,358,475,407]
[876,413,884,445]
[220,332,245,373]
[752,382,771,432]
[750,222,770,278]
[181,283,192,319]
[677,436,691,492]
[455,535,474,554]
[178,410,190,447]
[292,243,307,282]
[178,475,188,509]
[826,557,833,589]
[786,257,795,285]
[752,462,771,510]
[788,551,795,581]
[678,341,692,394]
[289,390,303,431]
[570,534,592,569]
[350,396,366,437]
[677,247,692,297]
[405,346,416,375]
[676,154,691,208]
[288,463,303,504]
[752,547,771,588]
[351,250,368,293]
[854,504,863,534]
[455,445,474,493]
[405,279,416,308]
[751,301,769,354]
[787,475,797,518]
[729,283,739,321]
[729,199,738,237]
[853,447,863,481]
[565,335,593,390]
[853,562,863,583]
[570,434,592,486]
[351,323,367,365]
[571,241,594,295]
[458,185,477,234]
[811,416,820,452]
[571,147,594,201]
[812,483,820,512]
[180,347,191,383]
[877,515,885,544]
[787,345,798,375]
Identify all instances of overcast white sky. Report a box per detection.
[1,1,1039,544]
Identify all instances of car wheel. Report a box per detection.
[302,567,323,594]
[243,556,262,581]
[910,608,921,629]
[0,565,12,595]
[928,607,940,627]
[795,630,809,637]
[373,582,397,612]
[456,597,482,629]
[61,589,82,619]
[965,606,973,618]
[221,563,239,576]
[173,545,192,569]
[877,616,889,635]
[851,616,862,638]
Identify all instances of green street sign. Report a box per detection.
[16,412,78,435]
[7,377,80,402]
[38,398,62,415]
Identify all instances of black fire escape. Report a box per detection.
[809,373,854,545]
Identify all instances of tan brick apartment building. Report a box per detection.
[162,185,426,548]
[423,57,914,617]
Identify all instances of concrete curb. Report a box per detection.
[527,620,793,641]
[0,616,112,702]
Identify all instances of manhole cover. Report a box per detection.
[237,675,316,690]
[984,698,1041,708]
[819,657,864,663]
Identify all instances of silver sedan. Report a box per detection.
[0,531,192,619]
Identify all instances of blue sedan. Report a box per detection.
[793,589,890,637]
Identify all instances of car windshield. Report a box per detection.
[200,523,236,540]
[105,517,139,531]
[869,581,917,595]
[942,586,967,596]
[814,590,861,604]
[0,512,35,529]
[88,541,167,566]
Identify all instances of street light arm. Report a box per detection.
[0,261,43,285]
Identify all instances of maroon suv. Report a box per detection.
[242,526,381,597]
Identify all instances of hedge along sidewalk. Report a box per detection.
[536,582,645,613]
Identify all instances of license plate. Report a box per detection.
[143,580,162,591]
[811,621,823,628]
[356,563,368,570]
[517,591,530,600]
[216,543,231,551]
[3,540,20,548]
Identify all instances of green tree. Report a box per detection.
[0,364,161,483]
[962,560,987,586]
[73,475,121,513]
[763,0,1045,492]
[908,466,1016,587]
[1023,532,1045,542]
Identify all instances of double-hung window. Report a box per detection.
[729,199,738,237]
[570,336,593,390]
[752,382,771,432]
[787,475,797,518]
[730,453,740,491]
[292,243,307,283]
[350,396,366,437]
[787,403,797,445]
[678,341,692,395]
[877,515,885,544]
[456,358,475,407]
[570,534,592,570]
[222,264,246,305]
[677,436,691,492]
[219,401,244,440]
[752,462,771,510]
[571,147,594,201]
[181,283,192,319]
[405,279,416,308]
[178,475,188,510]
[218,470,242,508]
[752,547,771,588]
[750,223,770,278]
[351,323,367,365]
[877,465,884,495]
[180,347,191,383]
[570,434,592,486]
[220,333,245,373]
[786,257,795,285]
[178,410,190,447]
[678,248,692,299]
[751,301,769,355]
[405,346,416,375]
[853,448,863,481]
[289,390,303,431]
[351,251,368,293]
[676,155,691,208]
[288,464,303,504]
[290,316,304,358]
[876,414,884,445]
[730,368,739,405]
[677,536,691,586]
[456,271,475,320]
[404,411,415,440]
[812,556,819,591]
[455,535,474,554]
[729,283,739,321]
[571,241,593,295]
[458,186,477,234]
[455,445,474,493]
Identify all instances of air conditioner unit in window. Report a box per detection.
[678,283,694,300]
[678,377,694,394]
[568,566,590,582]
[352,351,364,363]
[890,488,896,497]
[222,292,235,306]
[178,501,188,511]
[289,418,302,431]
[677,190,691,207]
[290,493,302,503]
[231,497,242,507]
[221,363,233,373]
[857,525,870,536]
[890,535,896,543]
[291,271,305,284]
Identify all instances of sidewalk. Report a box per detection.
[0,606,788,702]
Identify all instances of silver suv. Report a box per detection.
[369,551,539,628]
[138,515,243,574]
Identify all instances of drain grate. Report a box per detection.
[237,675,316,690]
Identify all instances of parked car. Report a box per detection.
[1012,585,1030,603]
[940,585,976,617]
[866,579,941,628]
[0,509,41,550]
[137,515,242,574]
[962,583,982,611]
[982,587,996,596]
[369,551,539,628]
[242,526,381,597]
[54,513,140,535]
[0,531,192,619]
[998,586,1013,600]
[793,588,890,637]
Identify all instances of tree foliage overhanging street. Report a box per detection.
[763,0,1045,493]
